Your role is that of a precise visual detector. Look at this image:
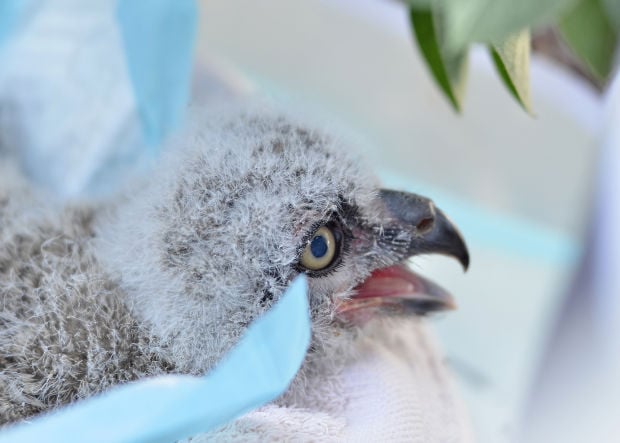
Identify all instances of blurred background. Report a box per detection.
[0,0,618,441]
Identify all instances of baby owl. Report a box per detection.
[0,107,469,428]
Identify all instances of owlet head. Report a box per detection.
[96,107,468,374]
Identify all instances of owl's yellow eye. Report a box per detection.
[300,226,337,271]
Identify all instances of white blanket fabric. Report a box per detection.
[190,319,474,442]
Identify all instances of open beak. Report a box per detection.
[336,190,469,323]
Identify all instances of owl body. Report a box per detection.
[0,109,374,424]
[0,109,471,439]
[0,167,171,424]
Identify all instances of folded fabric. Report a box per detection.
[190,318,474,442]
[0,0,196,198]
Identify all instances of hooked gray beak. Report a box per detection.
[379,189,469,270]
[336,190,470,323]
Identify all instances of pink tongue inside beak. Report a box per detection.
[335,264,455,323]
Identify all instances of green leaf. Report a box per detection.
[410,8,468,112]
[490,30,533,113]
[559,0,619,83]
[602,0,620,30]
[401,0,434,9]
[441,0,577,53]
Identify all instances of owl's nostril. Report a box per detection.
[416,217,434,234]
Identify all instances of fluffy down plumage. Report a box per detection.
[0,107,466,432]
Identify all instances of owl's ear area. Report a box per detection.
[378,189,469,270]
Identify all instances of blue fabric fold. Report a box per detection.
[116,0,198,147]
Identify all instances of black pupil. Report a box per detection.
[310,234,328,258]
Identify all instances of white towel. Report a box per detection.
[190,318,474,442]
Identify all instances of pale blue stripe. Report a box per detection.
[116,0,197,147]
[378,171,580,265]
[0,276,310,443]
